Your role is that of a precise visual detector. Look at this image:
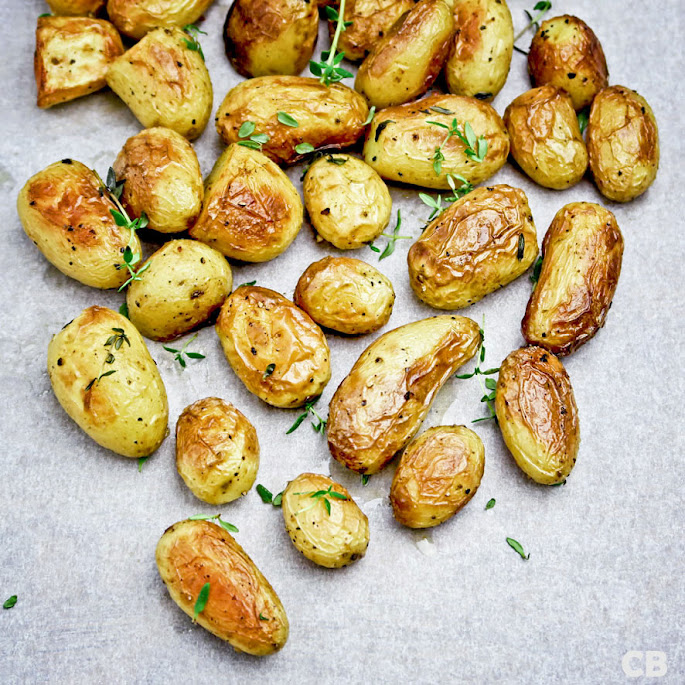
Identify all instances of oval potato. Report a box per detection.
[363,93,509,189]
[408,184,538,310]
[390,426,484,528]
[328,315,481,473]
[495,346,579,485]
[156,519,288,655]
[46,0,105,16]
[522,202,623,356]
[47,306,168,457]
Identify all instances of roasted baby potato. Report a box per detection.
[587,86,660,203]
[444,0,514,101]
[46,0,105,17]
[495,346,579,485]
[176,397,259,504]
[281,473,369,568]
[390,426,484,528]
[224,0,318,77]
[215,76,369,165]
[408,185,538,310]
[294,257,395,334]
[106,0,215,40]
[363,93,509,189]
[156,519,288,655]
[328,315,481,473]
[216,286,331,408]
[528,15,608,111]
[106,27,213,140]
[355,0,453,109]
[126,240,232,342]
[189,144,303,262]
[34,16,123,109]
[302,154,391,249]
[503,86,588,190]
[112,127,203,234]
[47,306,169,457]
[17,159,140,289]
[522,202,623,356]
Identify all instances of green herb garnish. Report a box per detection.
[3,595,17,610]
[368,210,410,260]
[137,457,148,472]
[517,233,525,261]
[189,513,239,533]
[455,325,499,381]
[473,377,498,424]
[277,112,299,128]
[530,255,543,286]
[577,107,589,134]
[427,118,488,175]
[238,280,256,287]
[293,485,348,516]
[163,333,205,369]
[361,474,370,486]
[182,24,207,61]
[193,582,210,622]
[309,0,353,86]
[119,302,129,319]
[485,498,496,510]
[259,613,269,621]
[506,537,530,560]
[256,484,285,507]
[419,173,474,222]
[286,396,327,434]
[85,327,130,391]
[263,363,275,379]
[326,155,347,165]
[513,2,552,45]
[363,106,376,126]
[295,142,316,155]
[237,121,270,150]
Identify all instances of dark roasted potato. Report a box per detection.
[46,0,105,17]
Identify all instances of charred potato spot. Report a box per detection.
[106,0,214,40]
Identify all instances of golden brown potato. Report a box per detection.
[224,0,318,77]
[189,144,303,262]
[444,0,514,100]
[328,315,481,474]
[47,306,169,458]
[586,86,660,203]
[106,0,215,40]
[495,346,579,485]
[126,240,232,342]
[281,473,369,568]
[408,185,538,310]
[302,154,391,249]
[46,0,105,17]
[294,257,395,334]
[216,287,331,408]
[215,76,369,165]
[363,93,509,189]
[503,86,588,190]
[106,27,213,140]
[17,159,140,289]
[156,519,288,655]
[34,16,123,109]
[355,0,453,109]
[176,398,259,504]
[528,15,608,111]
[522,202,623,356]
[390,426,484,528]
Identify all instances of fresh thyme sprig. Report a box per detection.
[455,326,499,380]
[473,377,497,424]
[295,142,316,155]
[263,363,275,379]
[188,513,239,534]
[427,118,488,175]
[577,107,590,134]
[363,106,376,126]
[85,327,130,391]
[163,333,205,369]
[513,1,552,54]
[182,24,207,61]
[530,255,544,286]
[293,485,348,516]
[309,0,353,86]
[193,582,210,622]
[368,210,409,260]
[256,484,283,507]
[506,537,530,560]
[277,111,298,127]
[361,474,370,486]
[419,173,474,222]
[286,396,327,434]
[237,121,270,150]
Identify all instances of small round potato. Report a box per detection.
[495,346,579,485]
[528,15,608,111]
[176,398,259,504]
[390,426,484,528]
[294,257,395,335]
[156,519,289,655]
[503,86,588,190]
[281,473,369,568]
[106,0,215,39]
[586,86,660,203]
[126,240,232,342]
[216,286,331,408]
[303,154,391,249]
[46,0,105,17]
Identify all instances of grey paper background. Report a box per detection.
[0,1,683,683]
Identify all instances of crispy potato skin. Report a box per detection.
[444,0,514,100]
[328,315,481,474]
[390,426,484,528]
[189,144,303,262]
[522,202,623,356]
[504,86,588,190]
[355,0,453,109]
[363,93,509,189]
[215,76,369,165]
[156,519,288,655]
[408,184,538,310]
[106,27,213,140]
[224,0,318,77]
[282,474,369,568]
[294,257,395,335]
[528,15,608,111]
[176,398,259,504]
[35,16,123,109]
[46,0,105,17]
[495,346,579,484]
[47,306,169,457]
[303,154,391,249]
[587,86,659,203]
[106,0,215,39]
[126,240,232,342]
[216,287,331,408]
[17,160,139,289]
